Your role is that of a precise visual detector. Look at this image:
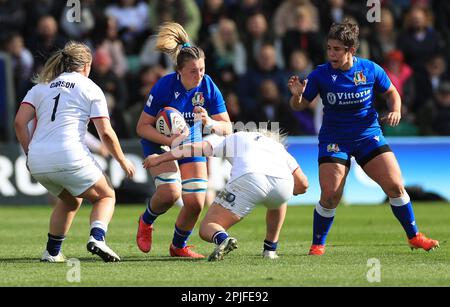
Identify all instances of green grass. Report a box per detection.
[0,203,449,286]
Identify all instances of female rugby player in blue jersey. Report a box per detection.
[288,21,439,256]
[135,22,232,258]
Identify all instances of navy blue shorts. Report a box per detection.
[318,133,392,168]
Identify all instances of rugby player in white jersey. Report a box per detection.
[143,130,309,261]
[14,42,135,263]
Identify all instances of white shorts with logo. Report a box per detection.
[214,173,293,218]
[31,164,103,197]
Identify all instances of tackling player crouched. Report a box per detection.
[143,130,308,261]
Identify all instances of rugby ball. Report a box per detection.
[155,107,187,137]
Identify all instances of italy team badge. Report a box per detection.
[354,71,367,85]
[192,92,205,107]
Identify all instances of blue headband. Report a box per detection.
[181,42,191,48]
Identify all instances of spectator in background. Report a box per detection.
[90,48,129,138]
[256,79,302,135]
[383,50,415,111]
[238,44,288,120]
[230,0,262,31]
[125,64,166,132]
[27,15,68,72]
[242,12,283,70]
[413,53,448,113]
[418,81,450,135]
[224,91,245,123]
[149,0,201,44]
[285,49,313,81]
[1,32,34,103]
[432,0,450,66]
[60,0,98,41]
[369,7,398,65]
[91,16,128,78]
[397,5,445,72]
[285,50,317,135]
[0,0,26,33]
[141,0,201,70]
[281,4,325,66]
[273,0,319,38]
[198,0,230,46]
[105,0,150,54]
[319,0,365,33]
[23,0,66,39]
[202,18,246,80]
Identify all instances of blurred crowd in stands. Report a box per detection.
[1,0,450,142]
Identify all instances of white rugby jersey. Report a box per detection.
[206,132,299,182]
[22,72,109,173]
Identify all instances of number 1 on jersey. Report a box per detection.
[51,93,60,121]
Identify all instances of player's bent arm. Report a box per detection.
[14,103,36,155]
[381,85,402,127]
[143,141,213,169]
[92,117,135,178]
[210,112,232,136]
[289,95,311,112]
[292,167,308,195]
[383,85,402,113]
[136,111,174,146]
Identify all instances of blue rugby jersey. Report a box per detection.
[142,72,227,146]
[303,57,392,143]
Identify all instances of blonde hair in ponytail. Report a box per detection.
[33,41,92,84]
[154,22,205,70]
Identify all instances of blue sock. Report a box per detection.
[172,225,192,248]
[263,240,278,251]
[390,194,418,239]
[142,201,165,225]
[90,221,107,241]
[46,233,65,256]
[312,203,336,245]
[212,231,229,245]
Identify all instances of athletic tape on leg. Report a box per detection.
[182,178,208,194]
[154,172,181,188]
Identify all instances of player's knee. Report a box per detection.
[385,182,404,198]
[183,199,204,216]
[155,185,181,205]
[321,190,341,208]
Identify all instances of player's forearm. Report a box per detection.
[99,128,127,163]
[289,94,308,111]
[384,86,402,113]
[159,142,211,163]
[136,123,172,146]
[206,120,232,136]
[14,125,30,155]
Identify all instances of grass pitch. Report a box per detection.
[0,203,449,287]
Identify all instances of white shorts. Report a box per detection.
[214,173,293,218]
[32,164,103,197]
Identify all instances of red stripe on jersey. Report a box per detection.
[21,102,35,109]
[90,116,110,120]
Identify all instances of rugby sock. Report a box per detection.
[263,240,278,251]
[46,233,65,256]
[90,220,107,241]
[142,201,165,225]
[389,192,418,239]
[312,202,336,245]
[212,231,229,245]
[172,225,192,248]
